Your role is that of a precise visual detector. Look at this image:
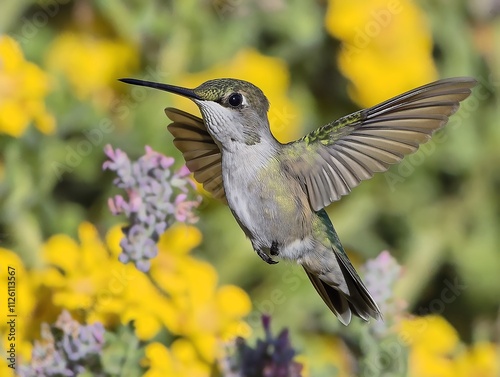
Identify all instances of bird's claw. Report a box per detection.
[257,249,278,264]
[270,241,279,256]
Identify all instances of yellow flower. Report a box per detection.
[45,32,138,104]
[400,315,459,377]
[32,220,251,373]
[171,48,303,143]
[38,221,251,346]
[142,341,209,377]
[301,334,353,377]
[0,35,55,137]
[0,359,15,377]
[455,342,499,377]
[0,248,36,365]
[129,224,252,361]
[325,0,437,107]
[400,315,499,377]
[37,222,132,324]
[117,224,203,340]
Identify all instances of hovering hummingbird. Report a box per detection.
[119,76,476,325]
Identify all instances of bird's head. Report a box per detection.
[119,78,272,147]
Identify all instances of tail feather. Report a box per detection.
[304,252,381,325]
[305,270,352,325]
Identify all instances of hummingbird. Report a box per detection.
[119,76,476,325]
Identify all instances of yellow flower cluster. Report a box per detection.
[400,315,499,377]
[45,32,138,104]
[143,341,213,377]
[0,222,251,377]
[172,48,303,143]
[0,35,55,137]
[325,0,438,107]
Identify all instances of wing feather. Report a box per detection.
[281,77,476,210]
[165,107,227,203]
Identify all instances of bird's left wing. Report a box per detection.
[165,107,227,203]
[281,77,477,211]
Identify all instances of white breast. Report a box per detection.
[221,140,278,244]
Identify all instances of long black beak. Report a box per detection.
[118,78,201,100]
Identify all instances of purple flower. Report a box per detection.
[221,315,303,377]
[362,251,407,337]
[103,145,202,271]
[18,311,105,377]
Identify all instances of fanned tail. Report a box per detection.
[304,252,381,326]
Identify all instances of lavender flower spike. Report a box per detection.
[362,251,407,337]
[221,315,303,377]
[18,310,105,377]
[103,145,202,271]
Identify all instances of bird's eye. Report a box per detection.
[228,93,243,107]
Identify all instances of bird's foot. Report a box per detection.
[257,249,278,264]
[270,241,279,256]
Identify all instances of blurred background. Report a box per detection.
[0,0,499,376]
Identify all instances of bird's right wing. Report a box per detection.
[165,107,227,203]
[281,77,477,211]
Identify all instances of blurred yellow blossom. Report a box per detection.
[142,341,209,377]
[455,342,499,377]
[36,221,251,371]
[325,0,437,107]
[0,357,17,377]
[133,224,252,361]
[172,48,303,143]
[0,35,55,137]
[302,334,353,377]
[400,315,499,377]
[36,222,130,320]
[400,315,458,377]
[45,32,138,104]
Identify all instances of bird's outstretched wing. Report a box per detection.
[281,77,477,211]
[165,107,226,203]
